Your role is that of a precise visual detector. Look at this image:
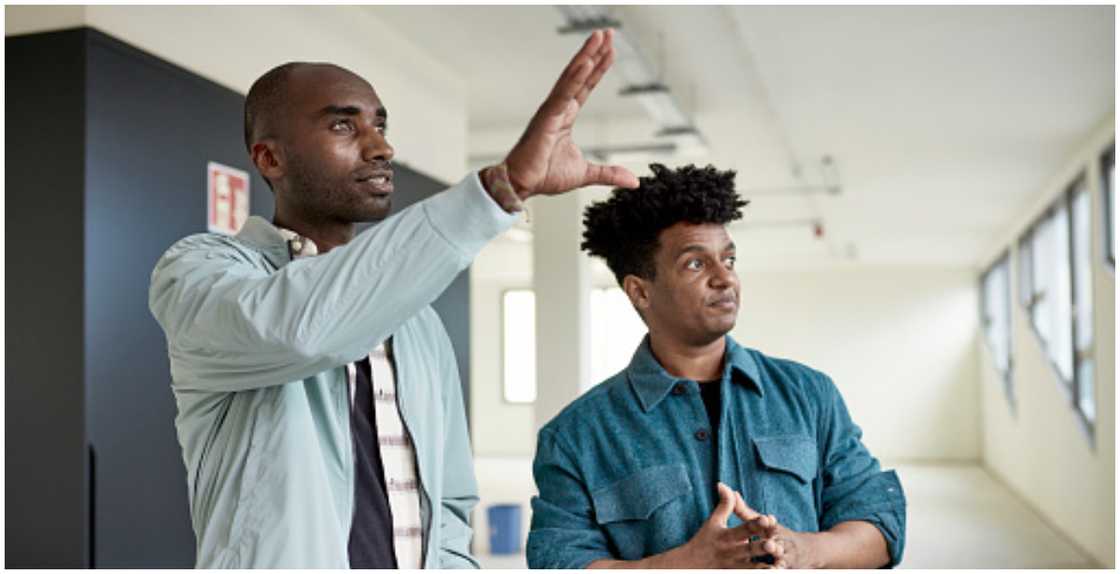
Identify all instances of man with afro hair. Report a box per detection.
[526,163,906,569]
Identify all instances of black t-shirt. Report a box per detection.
[347,356,397,568]
[698,379,721,437]
[698,379,722,502]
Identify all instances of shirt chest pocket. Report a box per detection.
[590,464,693,560]
[752,434,820,531]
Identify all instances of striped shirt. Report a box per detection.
[362,343,424,568]
[279,227,424,569]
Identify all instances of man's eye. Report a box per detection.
[376,124,388,134]
[330,119,353,132]
[725,255,737,268]
[686,259,703,271]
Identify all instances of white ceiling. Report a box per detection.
[373,5,1114,267]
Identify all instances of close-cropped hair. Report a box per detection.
[581,163,748,284]
[243,62,308,153]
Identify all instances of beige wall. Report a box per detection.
[470,240,536,456]
[730,266,982,462]
[471,243,982,463]
[978,116,1115,567]
[5,5,469,183]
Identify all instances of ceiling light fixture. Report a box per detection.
[733,218,826,240]
[556,5,708,156]
[741,155,844,196]
[741,184,842,197]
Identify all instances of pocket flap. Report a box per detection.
[591,464,691,524]
[753,435,818,484]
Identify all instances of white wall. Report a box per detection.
[5,5,469,183]
[977,116,1115,567]
[470,229,640,457]
[470,240,535,456]
[730,267,982,462]
[471,240,981,463]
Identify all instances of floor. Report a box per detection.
[895,462,1099,569]
[471,459,1100,569]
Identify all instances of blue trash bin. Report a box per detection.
[487,504,522,555]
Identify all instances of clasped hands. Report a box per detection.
[673,482,812,570]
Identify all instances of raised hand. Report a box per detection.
[498,29,640,204]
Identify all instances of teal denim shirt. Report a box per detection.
[149,172,517,567]
[527,336,906,568]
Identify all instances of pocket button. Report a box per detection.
[695,429,709,441]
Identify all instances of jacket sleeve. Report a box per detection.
[814,374,907,567]
[149,172,517,392]
[526,427,612,569]
[432,312,481,569]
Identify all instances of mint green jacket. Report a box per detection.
[149,173,516,568]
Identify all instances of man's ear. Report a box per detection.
[251,140,285,185]
[622,274,651,315]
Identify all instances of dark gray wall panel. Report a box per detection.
[83,29,270,567]
[5,29,90,568]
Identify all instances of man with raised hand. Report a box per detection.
[150,30,636,569]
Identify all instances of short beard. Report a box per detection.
[284,151,391,224]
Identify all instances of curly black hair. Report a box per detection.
[581,163,747,284]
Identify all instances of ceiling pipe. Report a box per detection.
[555,5,707,155]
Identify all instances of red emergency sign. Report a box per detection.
[207,162,250,235]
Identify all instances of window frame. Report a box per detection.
[1100,143,1115,269]
[1019,203,1068,389]
[1067,176,1096,440]
[1017,172,1095,444]
[980,251,1014,411]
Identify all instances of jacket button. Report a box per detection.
[672,384,686,395]
[695,429,709,441]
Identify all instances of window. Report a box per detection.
[1101,144,1115,267]
[1020,200,1073,384]
[980,253,1013,407]
[589,287,647,389]
[1018,235,1033,309]
[502,289,537,403]
[1070,181,1095,428]
[501,287,649,403]
[1018,173,1095,438]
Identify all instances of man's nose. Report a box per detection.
[710,262,738,289]
[361,128,394,163]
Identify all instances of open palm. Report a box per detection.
[505,29,639,197]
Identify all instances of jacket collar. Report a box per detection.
[626,334,763,413]
[234,215,296,269]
